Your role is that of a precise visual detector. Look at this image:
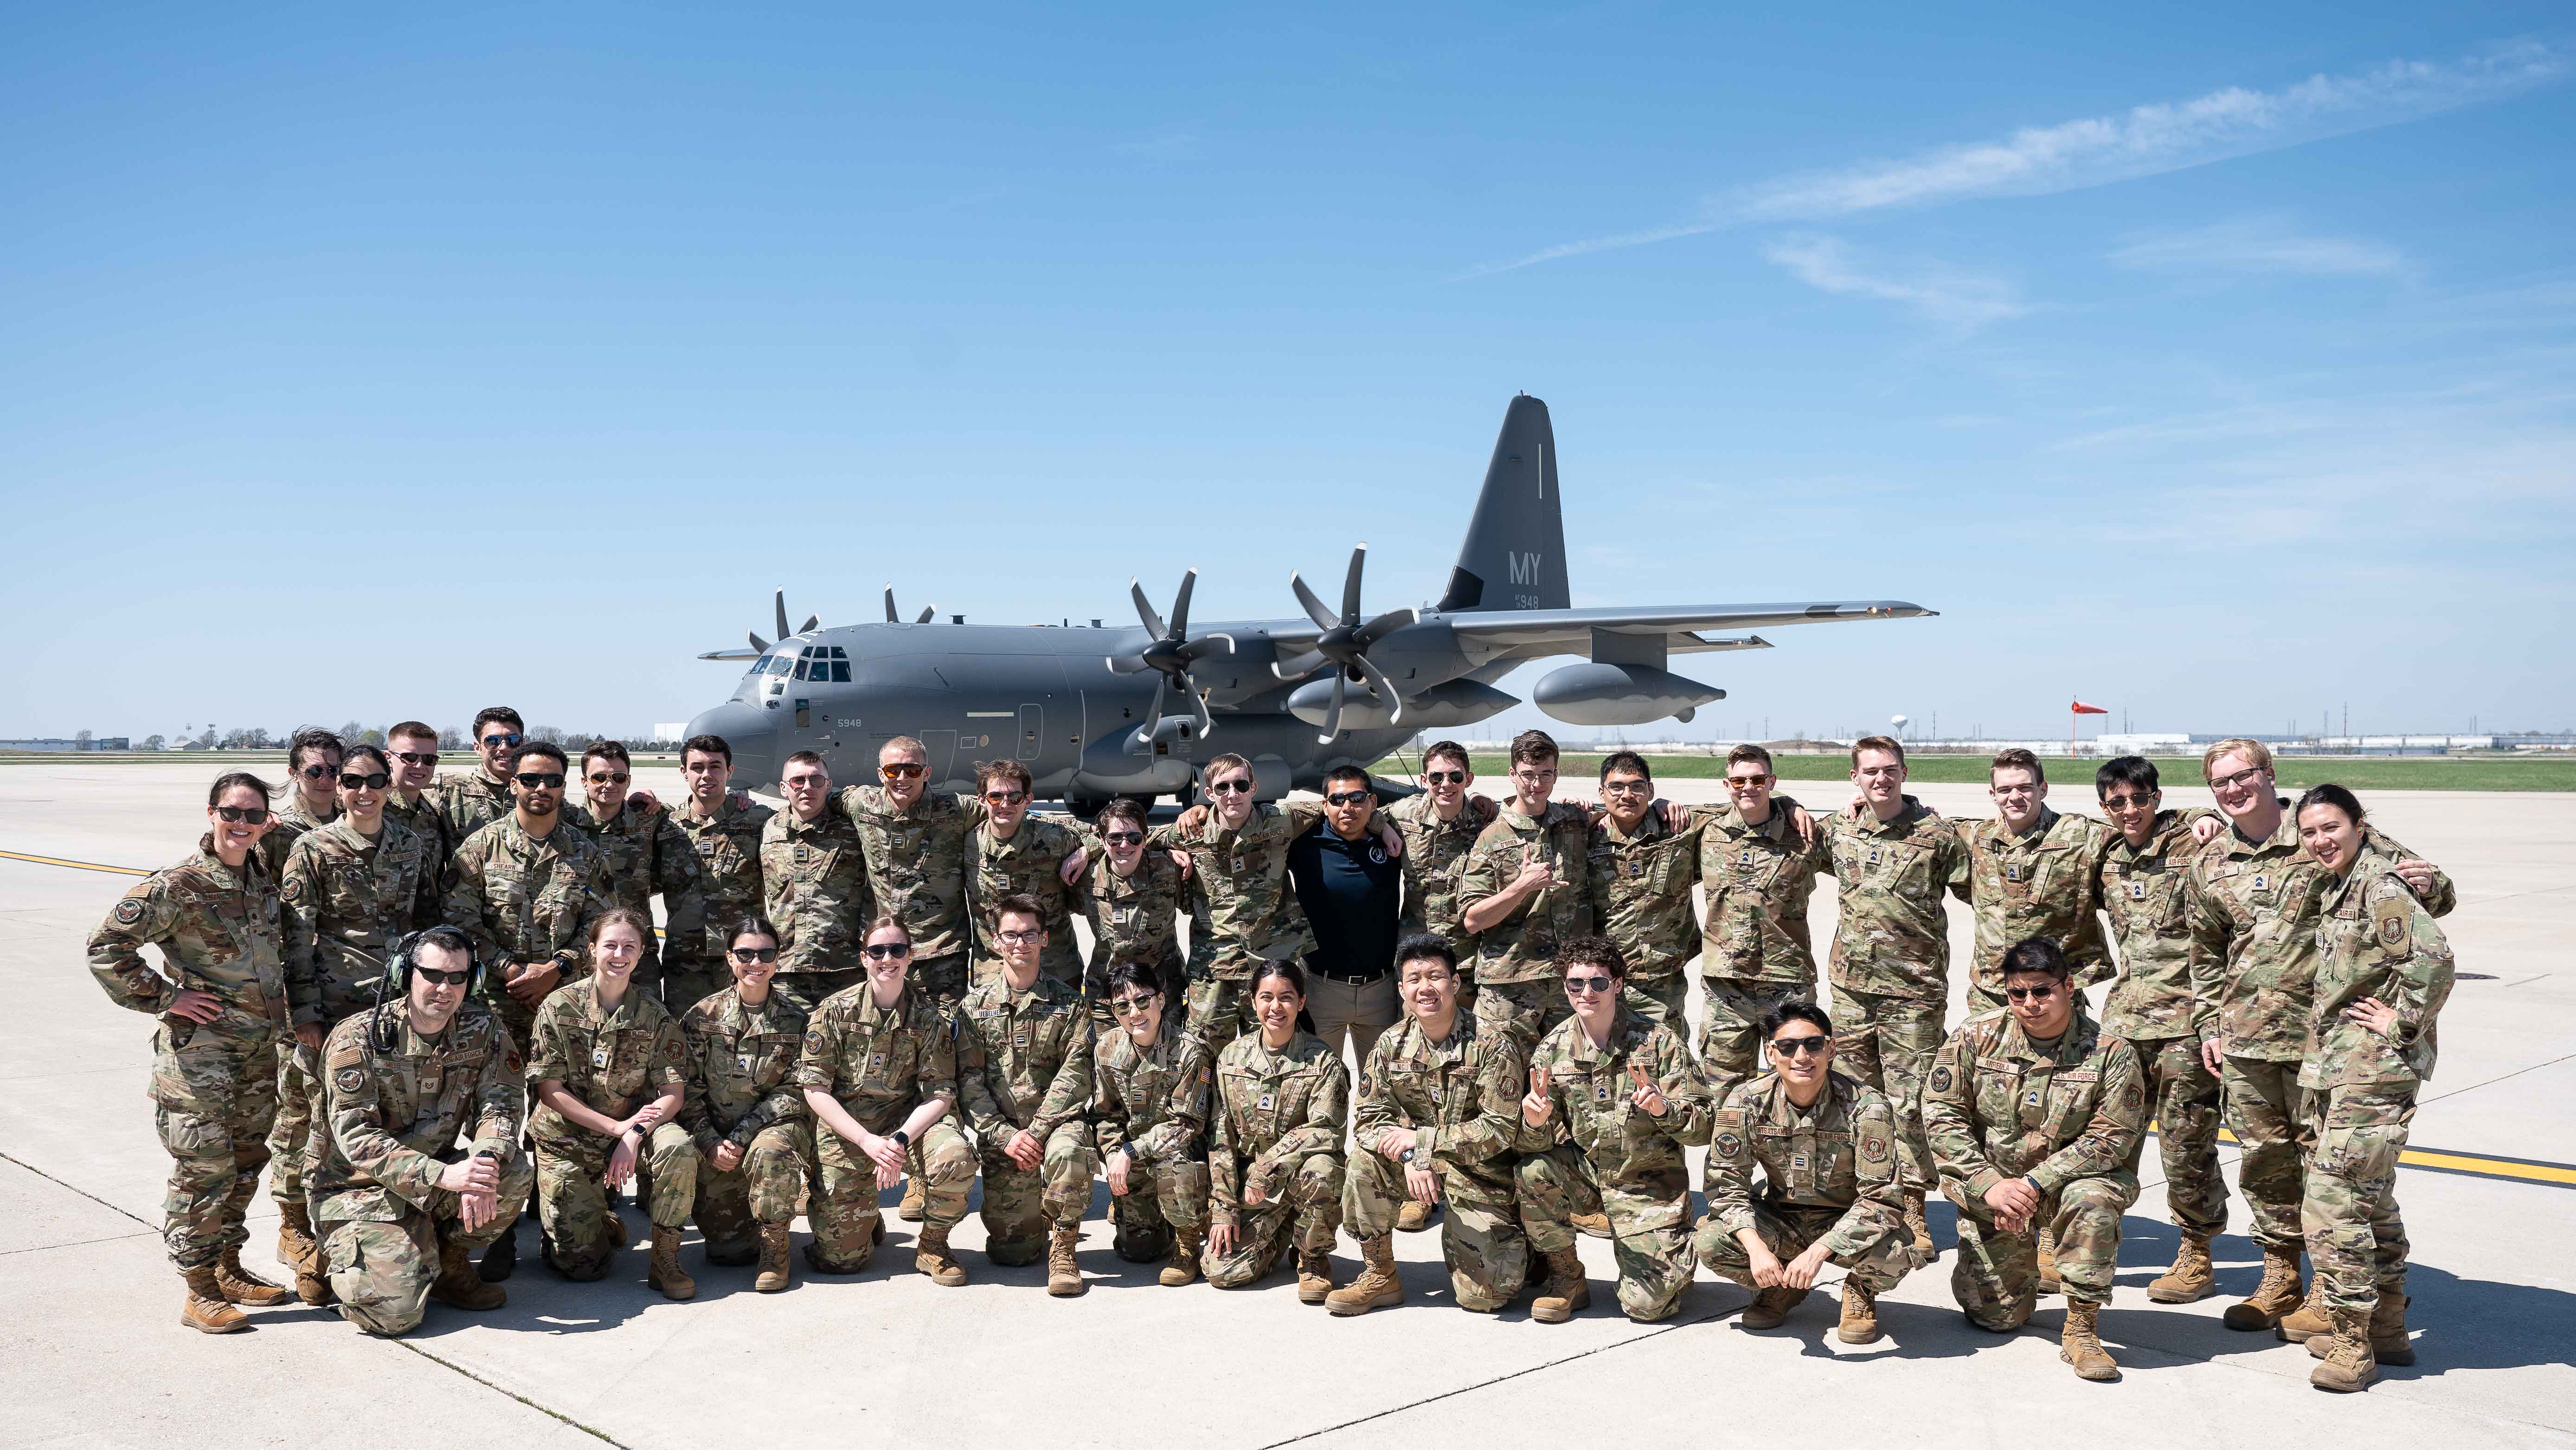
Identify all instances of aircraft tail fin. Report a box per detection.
[1434,394,1570,613]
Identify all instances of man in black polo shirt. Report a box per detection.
[1289,765,1405,1066]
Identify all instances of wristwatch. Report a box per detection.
[890,1129,910,1148]
[1398,1147,1415,1164]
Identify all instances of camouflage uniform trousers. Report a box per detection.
[1208,1151,1344,1289]
[2300,1085,2416,1315]
[810,1117,971,1273]
[1345,1152,1529,1311]
[1472,978,1572,1057]
[534,1123,700,1278]
[771,968,868,1018]
[911,952,971,1013]
[1698,980,1814,1103]
[321,1156,534,1336]
[694,1122,814,1263]
[1951,1177,2136,1328]
[150,1023,280,1268]
[1694,1202,1914,1294]
[1622,973,1689,1032]
[1181,974,1253,1077]
[1515,1145,1693,1321]
[1828,987,1943,1192]
[2219,1055,2314,1253]
[265,1038,323,1207]
[2124,1034,2228,1235]
[660,964,729,1020]
[977,1120,1096,1264]
[1109,1156,1210,1263]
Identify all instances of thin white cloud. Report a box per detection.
[2108,216,2409,275]
[1464,41,2565,277]
[1763,236,2030,330]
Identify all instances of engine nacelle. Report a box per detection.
[1532,663,1724,727]
[1287,676,1398,730]
[1289,675,1520,732]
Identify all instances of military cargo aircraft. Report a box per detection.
[684,395,1933,812]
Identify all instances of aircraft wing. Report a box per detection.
[698,647,762,661]
[1435,600,1933,651]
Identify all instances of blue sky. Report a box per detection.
[4,3,2571,743]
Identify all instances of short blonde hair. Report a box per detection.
[2201,738,2273,779]
[880,736,927,761]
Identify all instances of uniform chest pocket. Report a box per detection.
[1868,843,1929,897]
[1972,1059,2024,1123]
[1647,846,1690,896]
[2044,1070,2099,1136]
[596,1034,648,1096]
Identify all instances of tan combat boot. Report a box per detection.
[2036,1221,2062,1296]
[754,1223,792,1293]
[2148,1230,2216,1304]
[1531,1246,1591,1324]
[1326,1235,1404,1317]
[2223,1246,2305,1331]
[916,1224,968,1287]
[1047,1225,1086,1297]
[1296,1247,1336,1304]
[898,1174,927,1223]
[430,1236,507,1312]
[2278,1299,2333,1344]
[648,1225,697,1301]
[277,1200,328,1306]
[181,1265,248,1333]
[214,1249,295,1307]
[1741,1284,1808,1330]
[1837,1280,1881,1344]
[2060,1300,2120,1381]
[1160,1229,1203,1287]
[1396,1199,1433,1233]
[2308,1290,2413,1366]
[1569,1209,1612,1239]
[1902,1191,1936,1262]
[2311,1308,2377,1392]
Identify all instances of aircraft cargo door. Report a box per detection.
[1016,703,1042,761]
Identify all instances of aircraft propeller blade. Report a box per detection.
[749,631,770,653]
[1129,578,1168,640]
[916,606,936,624]
[1340,544,1366,622]
[884,586,899,624]
[1106,652,1151,675]
[1315,671,1347,743]
[1353,655,1406,727]
[1273,649,1328,680]
[801,613,819,633]
[1289,572,1339,632]
[1145,673,1172,737]
[1176,632,1234,662]
[1356,606,1417,644]
[774,590,791,641]
[1169,568,1196,638]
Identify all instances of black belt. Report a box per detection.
[1306,965,1389,986]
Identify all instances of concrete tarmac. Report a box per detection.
[4,760,2571,1449]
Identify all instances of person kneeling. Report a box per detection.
[1092,960,1214,1285]
[311,926,533,1335]
[678,915,815,1292]
[959,896,1097,1294]
[1923,936,2148,1380]
[1207,961,1349,1301]
[1695,999,1914,1343]
[1333,935,1532,1317]
[528,910,702,1298]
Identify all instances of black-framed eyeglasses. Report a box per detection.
[862,942,911,960]
[1562,974,1614,994]
[730,947,779,964]
[2004,984,2062,1002]
[1102,831,1144,846]
[338,772,392,791]
[514,772,566,789]
[1207,778,1255,794]
[1423,770,1467,786]
[1601,779,1652,795]
[213,805,271,824]
[2207,765,2266,793]
[479,733,524,749]
[1770,1035,1830,1057]
[997,928,1043,945]
[392,750,439,767]
[1325,791,1372,806]
[297,763,338,780]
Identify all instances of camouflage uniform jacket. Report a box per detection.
[792,981,956,1135]
[838,785,984,962]
[282,813,442,1027]
[1080,852,1186,973]
[90,836,289,1049]
[1091,1027,1201,1167]
[965,816,1091,981]
[1922,1012,2146,1201]
[261,791,338,877]
[1819,799,1970,1002]
[1515,1010,1713,1228]
[430,770,516,862]
[958,972,1094,1141]
[384,789,455,885]
[310,999,523,1224]
[1959,807,2115,993]
[1354,1015,1525,1198]
[1690,796,1824,985]
[1704,1071,1902,1237]
[759,804,874,977]
[678,989,810,1155]
[1583,809,1705,983]
[525,980,687,1153]
[1455,802,1595,986]
[2301,847,2454,1091]
[2185,812,2453,1062]
[669,795,774,965]
[2099,808,2220,1041]
[564,799,709,969]
[1208,1029,1348,1225]
[443,816,612,983]
[1382,793,1488,952]
[1150,803,1315,981]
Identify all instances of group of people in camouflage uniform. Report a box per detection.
[88,714,2455,1392]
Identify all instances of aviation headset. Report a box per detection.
[367,926,482,1052]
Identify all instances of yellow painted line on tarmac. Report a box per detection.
[0,848,150,877]
[2164,1123,2576,1190]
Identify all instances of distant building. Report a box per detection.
[1,737,131,752]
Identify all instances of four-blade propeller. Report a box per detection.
[747,588,821,654]
[884,586,936,625]
[1272,543,1417,742]
[1108,569,1234,742]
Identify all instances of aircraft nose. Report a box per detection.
[686,701,778,790]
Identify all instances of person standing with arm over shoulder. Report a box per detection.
[1456,730,1595,1054]
[263,727,345,875]
[759,751,876,1015]
[432,707,528,864]
[666,734,775,1015]
[1289,765,1407,1066]
[88,771,298,1332]
[1956,749,2115,1014]
[1150,754,1318,1079]
[563,741,707,1006]
[961,758,1093,989]
[1581,750,1711,1028]
[380,721,457,881]
[677,915,813,1292]
[1380,740,1498,973]
[1078,798,1190,1024]
[1688,744,1828,1101]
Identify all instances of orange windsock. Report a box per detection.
[2071,700,2108,715]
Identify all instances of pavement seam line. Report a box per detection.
[0,1148,154,1229]
[386,1340,635,1450]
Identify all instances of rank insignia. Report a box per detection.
[1257,1093,1274,1111]
[591,1047,612,1070]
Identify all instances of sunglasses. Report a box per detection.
[514,772,567,789]
[586,771,630,785]
[1208,778,1255,794]
[1107,994,1159,1015]
[880,762,926,780]
[392,750,439,767]
[1325,791,1372,806]
[415,966,472,987]
[479,733,524,749]
[297,763,339,780]
[1423,770,1467,786]
[2098,792,2157,811]
[984,789,1029,805]
[1770,1035,1831,1057]
[863,942,911,960]
[1102,831,1144,846]
[213,805,271,824]
[338,772,392,791]
[2004,984,2062,1002]
[730,947,779,964]
[1562,974,1615,994]
[1725,774,1772,788]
